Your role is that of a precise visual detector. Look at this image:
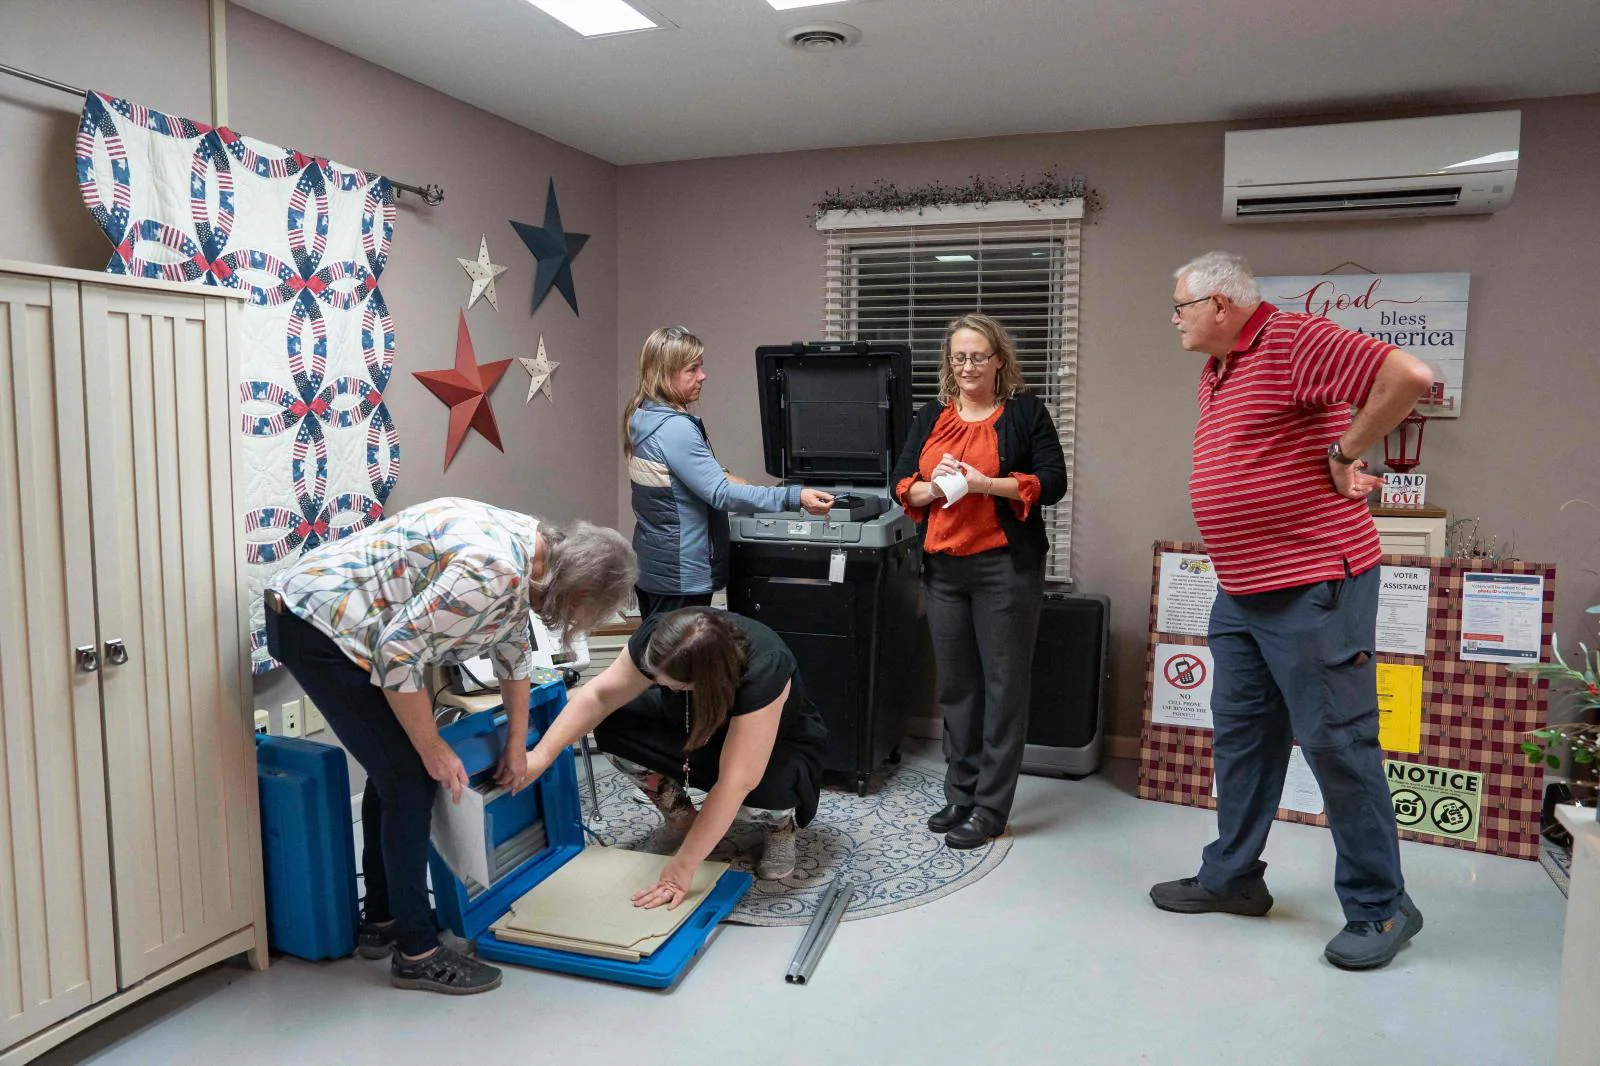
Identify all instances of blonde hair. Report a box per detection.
[937,313,1027,407]
[622,326,706,457]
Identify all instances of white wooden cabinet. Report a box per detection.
[1372,504,1448,557]
[0,262,266,1066]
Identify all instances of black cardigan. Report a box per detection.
[888,392,1068,572]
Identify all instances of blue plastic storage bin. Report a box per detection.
[256,734,360,961]
[429,680,752,989]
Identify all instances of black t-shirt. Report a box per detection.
[627,611,827,764]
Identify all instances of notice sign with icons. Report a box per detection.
[1385,759,1482,843]
[1152,643,1215,729]
[1157,552,1218,637]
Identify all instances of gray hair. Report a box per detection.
[1175,251,1262,307]
[535,520,637,645]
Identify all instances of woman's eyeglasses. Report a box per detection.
[948,353,994,368]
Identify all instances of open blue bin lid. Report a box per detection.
[428,679,752,990]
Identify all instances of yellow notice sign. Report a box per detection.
[1377,663,1423,754]
[1385,760,1481,843]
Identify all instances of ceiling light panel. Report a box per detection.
[767,0,850,9]
[527,0,657,37]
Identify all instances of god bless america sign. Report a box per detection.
[1258,273,1470,418]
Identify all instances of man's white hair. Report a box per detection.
[1175,251,1261,307]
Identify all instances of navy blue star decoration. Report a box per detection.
[510,178,589,316]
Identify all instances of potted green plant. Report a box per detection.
[1515,605,1600,814]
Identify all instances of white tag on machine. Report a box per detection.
[828,549,847,583]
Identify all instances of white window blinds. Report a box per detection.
[818,202,1083,581]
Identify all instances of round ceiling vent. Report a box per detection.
[780,22,862,52]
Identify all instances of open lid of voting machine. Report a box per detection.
[754,341,912,489]
[427,680,753,989]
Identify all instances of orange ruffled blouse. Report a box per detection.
[895,404,1042,556]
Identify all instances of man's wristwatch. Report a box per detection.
[1328,441,1359,465]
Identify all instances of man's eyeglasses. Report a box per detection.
[1172,295,1215,317]
[948,353,994,368]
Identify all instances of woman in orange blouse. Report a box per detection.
[888,313,1067,848]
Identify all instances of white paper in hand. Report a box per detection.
[933,471,969,508]
[431,785,491,887]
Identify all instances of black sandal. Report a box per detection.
[390,945,502,995]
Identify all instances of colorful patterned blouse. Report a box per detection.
[271,498,539,692]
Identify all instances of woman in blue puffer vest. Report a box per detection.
[624,326,835,619]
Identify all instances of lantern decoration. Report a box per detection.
[1383,410,1428,473]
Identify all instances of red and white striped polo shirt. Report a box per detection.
[1190,302,1393,595]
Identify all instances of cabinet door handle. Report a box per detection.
[76,644,100,672]
[105,639,129,666]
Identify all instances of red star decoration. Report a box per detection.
[413,311,513,471]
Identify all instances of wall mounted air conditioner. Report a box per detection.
[1223,111,1519,223]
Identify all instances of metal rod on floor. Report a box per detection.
[784,878,842,980]
[0,60,445,206]
[786,877,851,985]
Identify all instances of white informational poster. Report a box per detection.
[1459,572,1545,664]
[1152,643,1215,730]
[1280,747,1326,816]
[1211,747,1324,816]
[1377,566,1432,657]
[1257,273,1470,417]
[1157,552,1218,637]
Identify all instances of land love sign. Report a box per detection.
[1258,273,1470,418]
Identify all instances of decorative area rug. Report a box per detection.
[75,92,401,673]
[586,758,1012,926]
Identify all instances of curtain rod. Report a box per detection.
[0,61,445,206]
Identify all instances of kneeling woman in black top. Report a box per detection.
[524,608,827,905]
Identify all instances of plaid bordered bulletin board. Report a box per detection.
[1137,540,1555,862]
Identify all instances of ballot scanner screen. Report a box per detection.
[783,362,888,475]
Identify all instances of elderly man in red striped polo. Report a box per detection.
[1149,252,1436,971]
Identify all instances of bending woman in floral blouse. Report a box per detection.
[265,497,635,995]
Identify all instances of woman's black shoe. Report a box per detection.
[927,804,972,833]
[391,944,502,995]
[945,808,1006,850]
[357,919,396,959]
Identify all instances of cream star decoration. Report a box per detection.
[457,235,509,310]
[521,336,561,402]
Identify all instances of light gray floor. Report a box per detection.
[38,747,1565,1066]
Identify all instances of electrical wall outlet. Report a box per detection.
[280,699,303,738]
[302,695,326,736]
[254,708,270,736]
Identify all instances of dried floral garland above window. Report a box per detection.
[813,167,1099,221]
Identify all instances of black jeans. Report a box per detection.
[1199,564,1405,922]
[265,608,440,956]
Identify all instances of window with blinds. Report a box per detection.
[818,203,1082,581]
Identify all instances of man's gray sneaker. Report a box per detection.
[1149,876,1274,917]
[1324,893,1423,970]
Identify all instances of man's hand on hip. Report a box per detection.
[1328,455,1381,500]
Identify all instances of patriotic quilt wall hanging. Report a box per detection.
[76,92,402,673]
